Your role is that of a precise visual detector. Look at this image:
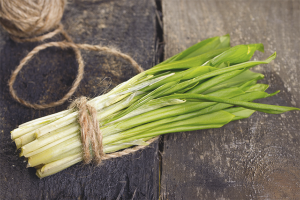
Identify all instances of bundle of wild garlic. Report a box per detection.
[11,35,299,178]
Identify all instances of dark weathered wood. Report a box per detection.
[0,0,158,199]
[161,0,300,199]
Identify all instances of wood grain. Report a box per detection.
[0,0,158,199]
[161,0,300,199]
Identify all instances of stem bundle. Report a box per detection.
[11,35,299,178]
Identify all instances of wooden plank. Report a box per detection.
[161,0,300,199]
[0,0,158,199]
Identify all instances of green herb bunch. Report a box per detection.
[11,35,299,178]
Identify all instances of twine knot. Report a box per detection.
[70,97,104,164]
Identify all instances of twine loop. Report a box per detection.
[8,23,143,109]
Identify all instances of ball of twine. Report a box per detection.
[0,0,66,38]
[0,0,157,165]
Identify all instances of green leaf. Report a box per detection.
[181,66,218,80]
[110,97,185,124]
[188,52,276,86]
[224,107,256,121]
[169,93,300,114]
[208,43,264,66]
[106,124,225,145]
[243,84,269,93]
[188,70,244,94]
[215,61,230,69]
[214,35,231,49]
[103,87,246,135]
[203,70,264,94]
[178,35,231,60]
[140,124,224,137]
[151,110,235,128]
[108,81,179,122]
[143,66,217,92]
[159,34,230,65]
[147,47,230,74]
[104,111,234,144]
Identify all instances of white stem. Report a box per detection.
[27,135,82,167]
[22,123,80,156]
[36,153,83,179]
[35,112,78,138]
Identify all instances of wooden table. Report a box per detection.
[161,0,300,199]
[0,0,299,199]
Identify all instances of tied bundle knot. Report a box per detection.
[70,97,104,164]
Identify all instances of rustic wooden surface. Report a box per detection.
[161,0,300,199]
[0,0,159,199]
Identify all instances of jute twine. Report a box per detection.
[0,0,158,165]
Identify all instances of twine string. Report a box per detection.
[8,23,143,109]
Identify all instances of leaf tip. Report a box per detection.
[269,90,280,97]
[221,34,230,40]
[257,43,264,53]
[265,52,277,63]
